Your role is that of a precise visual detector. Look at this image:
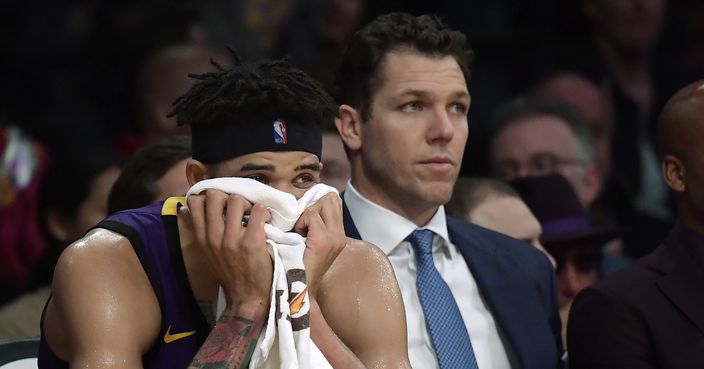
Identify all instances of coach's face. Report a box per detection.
[341,49,469,224]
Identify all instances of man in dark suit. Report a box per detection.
[568,80,704,368]
[333,13,562,369]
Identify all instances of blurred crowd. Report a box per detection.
[1,0,703,342]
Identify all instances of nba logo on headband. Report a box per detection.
[273,119,288,144]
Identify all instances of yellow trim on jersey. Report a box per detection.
[162,197,186,216]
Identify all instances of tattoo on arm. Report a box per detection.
[189,315,258,369]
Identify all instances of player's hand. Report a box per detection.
[187,190,273,312]
[293,193,347,300]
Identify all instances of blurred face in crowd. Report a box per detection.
[469,195,556,268]
[584,0,666,54]
[533,73,614,178]
[138,46,229,143]
[548,240,602,346]
[321,132,351,193]
[322,0,364,43]
[550,243,601,308]
[490,115,601,206]
[340,49,470,225]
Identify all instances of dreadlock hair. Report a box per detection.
[168,48,338,130]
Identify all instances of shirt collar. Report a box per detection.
[344,181,451,254]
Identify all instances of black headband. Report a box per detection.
[191,117,322,164]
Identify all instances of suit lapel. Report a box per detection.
[447,219,554,369]
[341,197,361,239]
[653,228,704,336]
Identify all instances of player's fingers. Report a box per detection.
[296,207,326,242]
[317,193,343,228]
[186,194,207,248]
[241,203,271,250]
[293,207,312,236]
[203,190,230,250]
[222,194,252,248]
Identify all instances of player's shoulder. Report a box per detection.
[47,228,162,362]
[52,227,151,296]
[342,237,391,270]
[57,228,135,270]
[322,237,393,286]
[343,237,386,258]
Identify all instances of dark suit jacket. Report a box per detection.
[568,223,704,369]
[343,202,563,369]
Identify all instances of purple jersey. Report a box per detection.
[39,198,210,369]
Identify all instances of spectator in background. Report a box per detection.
[0,147,121,338]
[532,71,613,179]
[674,0,704,75]
[198,0,296,59]
[108,135,191,214]
[511,173,619,348]
[446,176,556,268]
[276,0,365,91]
[0,126,49,306]
[116,44,231,156]
[568,79,704,369]
[320,121,350,193]
[488,97,602,207]
[577,0,688,226]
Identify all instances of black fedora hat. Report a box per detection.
[509,173,620,247]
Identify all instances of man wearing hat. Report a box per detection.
[511,173,619,347]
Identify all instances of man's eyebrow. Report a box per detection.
[296,162,322,172]
[451,90,471,100]
[397,89,470,100]
[397,89,429,99]
[239,163,275,172]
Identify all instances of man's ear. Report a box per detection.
[662,154,686,193]
[186,159,209,186]
[335,104,363,151]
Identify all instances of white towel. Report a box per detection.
[186,178,336,369]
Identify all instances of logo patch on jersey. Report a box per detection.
[273,119,288,144]
[163,325,196,343]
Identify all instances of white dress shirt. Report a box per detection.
[344,183,511,369]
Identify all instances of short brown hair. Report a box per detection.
[335,13,473,121]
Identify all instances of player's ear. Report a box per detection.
[336,104,363,151]
[186,159,209,186]
[662,154,685,192]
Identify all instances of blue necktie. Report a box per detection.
[408,229,479,369]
